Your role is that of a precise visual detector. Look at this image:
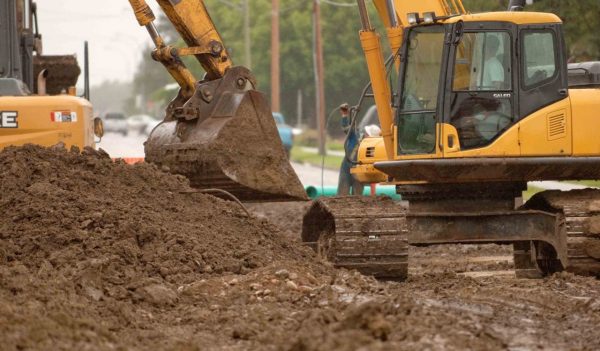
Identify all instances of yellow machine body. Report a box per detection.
[352,136,388,184]
[0,95,94,150]
[353,0,466,181]
[0,0,97,152]
[303,0,600,280]
[353,9,600,184]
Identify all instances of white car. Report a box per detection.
[128,114,156,135]
[143,117,162,135]
[103,112,128,136]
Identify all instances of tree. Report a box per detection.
[129,0,374,135]
[129,0,600,132]
[463,0,600,60]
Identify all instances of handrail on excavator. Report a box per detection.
[356,0,466,159]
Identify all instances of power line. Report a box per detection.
[213,0,242,10]
[318,0,357,7]
[281,2,310,13]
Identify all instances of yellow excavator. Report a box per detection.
[128,0,600,279]
[126,0,306,202]
[0,0,102,150]
[303,0,600,279]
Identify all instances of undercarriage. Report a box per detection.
[302,182,600,279]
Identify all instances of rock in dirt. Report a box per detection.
[139,284,178,306]
[585,238,600,259]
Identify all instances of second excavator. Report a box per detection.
[127,0,306,202]
[127,0,600,280]
[303,0,600,280]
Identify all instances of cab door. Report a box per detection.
[517,24,571,156]
[395,24,447,160]
[442,22,520,156]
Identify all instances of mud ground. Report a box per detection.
[1,146,599,350]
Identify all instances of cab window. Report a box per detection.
[398,25,445,155]
[453,32,512,91]
[523,31,557,88]
[450,31,514,150]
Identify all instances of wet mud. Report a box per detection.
[1,145,599,350]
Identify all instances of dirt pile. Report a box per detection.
[0,144,312,349]
[249,201,311,240]
[2,145,600,350]
[0,144,306,278]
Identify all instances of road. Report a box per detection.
[97,131,146,158]
[530,180,594,191]
[98,132,340,187]
[99,132,598,191]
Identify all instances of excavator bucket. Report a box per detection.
[145,67,307,202]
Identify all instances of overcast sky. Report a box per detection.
[37,0,162,86]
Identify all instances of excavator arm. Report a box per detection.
[373,0,465,59]
[356,0,465,159]
[128,0,231,83]
[126,0,307,202]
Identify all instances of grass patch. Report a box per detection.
[522,185,544,200]
[570,180,600,188]
[290,147,343,170]
[293,130,345,152]
[326,140,345,151]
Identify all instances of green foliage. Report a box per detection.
[128,0,600,125]
[90,80,133,116]
[293,129,320,148]
[464,0,600,59]
[528,0,600,60]
[129,0,376,131]
[523,185,543,200]
[462,0,507,12]
[290,147,343,170]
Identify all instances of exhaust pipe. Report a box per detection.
[508,0,526,11]
[37,68,48,95]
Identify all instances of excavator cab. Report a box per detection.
[375,12,575,182]
[127,0,306,202]
[396,21,518,155]
[397,16,565,157]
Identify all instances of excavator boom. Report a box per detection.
[127,0,307,202]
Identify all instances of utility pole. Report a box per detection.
[271,0,280,112]
[243,0,251,69]
[313,0,326,156]
[296,89,303,128]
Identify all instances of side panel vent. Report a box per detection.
[547,111,566,140]
[366,147,376,158]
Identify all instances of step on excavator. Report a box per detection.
[126,0,306,202]
[303,0,600,279]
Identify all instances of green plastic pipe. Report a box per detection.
[305,185,401,200]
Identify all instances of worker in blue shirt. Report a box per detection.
[337,103,365,196]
